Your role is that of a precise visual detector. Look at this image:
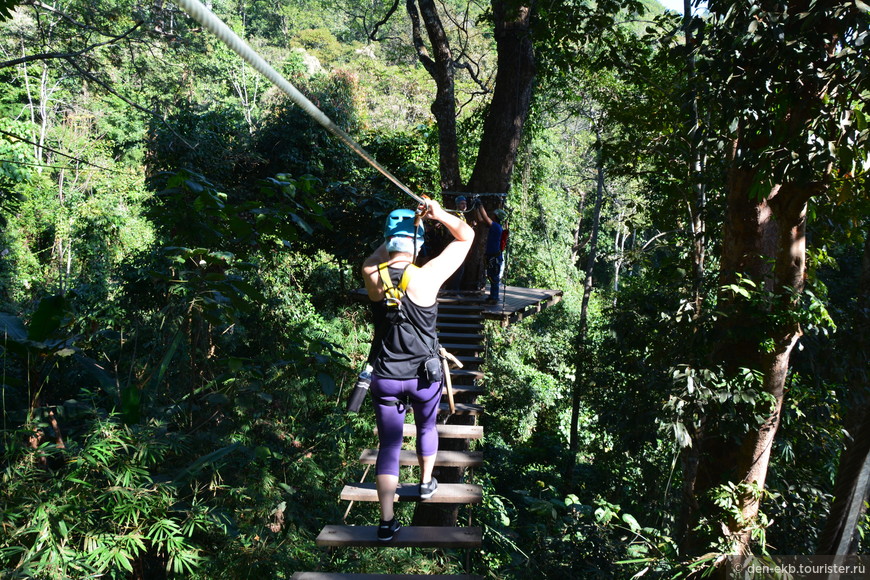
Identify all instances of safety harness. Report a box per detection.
[378,262,418,310]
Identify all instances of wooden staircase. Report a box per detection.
[293,295,488,580]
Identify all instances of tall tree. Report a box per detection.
[568,128,605,474]
[384,0,535,287]
[371,0,649,283]
[684,0,869,558]
[816,230,870,555]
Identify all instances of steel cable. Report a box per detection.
[173,0,425,205]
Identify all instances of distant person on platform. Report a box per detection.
[475,204,508,303]
[361,200,474,541]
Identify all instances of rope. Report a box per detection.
[173,0,425,206]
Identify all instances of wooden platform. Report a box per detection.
[375,423,483,439]
[340,482,482,504]
[316,525,482,548]
[478,286,563,324]
[359,449,483,468]
[418,285,565,326]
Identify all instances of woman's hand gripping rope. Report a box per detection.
[414,195,432,229]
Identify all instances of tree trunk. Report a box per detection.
[462,0,535,291]
[567,135,604,480]
[816,231,870,555]
[686,149,816,555]
[408,0,461,190]
[570,187,588,264]
[677,0,707,544]
[466,1,535,194]
[684,0,706,318]
[612,207,628,302]
[679,0,867,557]
[406,1,534,291]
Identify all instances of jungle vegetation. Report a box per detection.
[0,0,868,578]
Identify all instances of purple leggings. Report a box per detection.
[371,375,441,477]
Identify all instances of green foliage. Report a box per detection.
[2,157,360,578]
[147,104,254,191]
[0,166,152,308]
[1,0,868,576]
[699,0,870,189]
[361,125,440,196]
[0,119,33,186]
[661,365,776,451]
[718,272,837,355]
[356,61,436,131]
[250,70,363,185]
[0,418,210,578]
[482,313,574,445]
[147,169,329,252]
[0,0,19,21]
[708,481,773,550]
[293,28,350,64]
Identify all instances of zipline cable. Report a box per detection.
[173,0,426,206]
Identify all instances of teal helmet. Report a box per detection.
[384,208,424,241]
[492,208,507,221]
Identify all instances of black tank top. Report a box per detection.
[371,265,438,379]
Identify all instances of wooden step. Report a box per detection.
[437,332,485,342]
[376,423,483,439]
[440,342,482,352]
[455,355,484,365]
[438,309,482,316]
[316,525,482,548]
[406,423,483,439]
[437,322,484,331]
[340,482,482,504]
[293,574,484,580]
[437,315,483,324]
[437,295,488,305]
[450,369,485,380]
[359,449,483,468]
[443,384,485,396]
[439,402,484,416]
[438,304,485,313]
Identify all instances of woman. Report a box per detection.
[361,199,474,541]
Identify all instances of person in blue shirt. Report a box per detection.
[475,204,507,302]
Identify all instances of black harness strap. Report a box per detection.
[372,379,442,411]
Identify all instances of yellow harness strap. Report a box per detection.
[379,262,418,306]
